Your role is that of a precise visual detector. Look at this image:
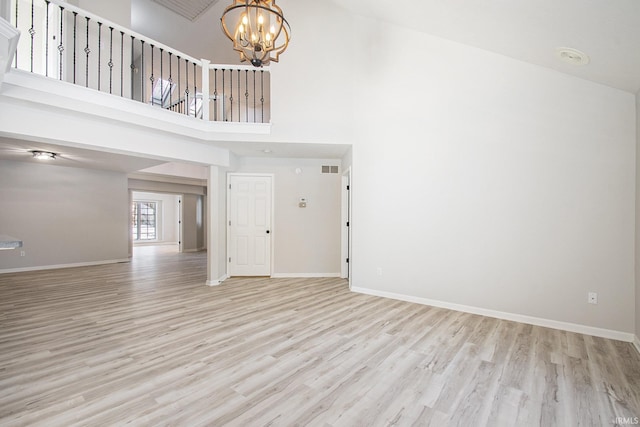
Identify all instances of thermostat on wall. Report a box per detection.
[299,197,307,208]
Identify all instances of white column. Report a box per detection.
[206,165,221,286]
[201,58,210,121]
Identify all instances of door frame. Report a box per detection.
[341,167,352,287]
[226,173,275,278]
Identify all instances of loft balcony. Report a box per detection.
[0,0,352,165]
[0,0,281,163]
[5,0,271,124]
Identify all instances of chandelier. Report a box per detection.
[220,0,291,67]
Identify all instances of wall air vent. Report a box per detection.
[322,166,339,174]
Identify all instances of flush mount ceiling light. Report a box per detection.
[220,0,291,67]
[555,47,590,66]
[31,150,57,160]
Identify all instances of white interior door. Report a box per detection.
[228,175,272,276]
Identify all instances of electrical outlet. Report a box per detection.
[376,267,383,276]
[20,251,25,257]
[588,292,598,304]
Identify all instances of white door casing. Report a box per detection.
[228,174,273,276]
[341,170,351,280]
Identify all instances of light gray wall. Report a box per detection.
[68,0,132,27]
[0,160,129,270]
[131,0,238,63]
[182,194,205,252]
[235,157,342,275]
[636,91,640,341]
[348,16,636,334]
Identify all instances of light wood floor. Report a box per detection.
[0,246,639,426]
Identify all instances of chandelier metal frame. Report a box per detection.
[220,0,291,67]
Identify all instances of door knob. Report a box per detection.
[266,230,270,234]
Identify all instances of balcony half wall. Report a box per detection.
[0,68,278,166]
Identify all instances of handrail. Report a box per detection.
[47,0,202,66]
[209,63,270,72]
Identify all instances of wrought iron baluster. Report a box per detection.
[168,52,172,108]
[184,60,189,116]
[14,0,18,68]
[193,63,197,118]
[150,45,155,106]
[120,31,124,97]
[72,12,77,83]
[177,56,181,114]
[213,68,218,121]
[108,27,114,94]
[29,0,35,72]
[222,69,225,121]
[130,36,135,100]
[237,69,241,122]
[229,69,233,122]
[140,40,145,103]
[245,70,249,123]
[84,17,90,87]
[260,70,264,123]
[58,6,64,80]
[45,0,50,77]
[97,22,102,91]
[159,48,164,107]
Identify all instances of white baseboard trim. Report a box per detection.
[634,336,640,354]
[206,274,229,287]
[351,287,635,343]
[133,242,178,247]
[271,273,342,278]
[0,258,130,275]
[183,247,206,253]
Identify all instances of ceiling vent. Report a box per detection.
[151,0,220,21]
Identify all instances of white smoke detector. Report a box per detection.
[555,47,590,66]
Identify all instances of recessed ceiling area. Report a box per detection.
[0,136,351,179]
[150,0,221,21]
[0,138,166,173]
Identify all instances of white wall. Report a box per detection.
[132,191,180,244]
[235,157,342,276]
[139,162,208,180]
[267,0,356,145]
[0,160,129,271]
[131,0,238,63]
[69,0,132,27]
[350,16,636,335]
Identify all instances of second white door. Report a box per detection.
[228,174,272,276]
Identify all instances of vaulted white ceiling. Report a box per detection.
[151,0,221,21]
[335,0,640,94]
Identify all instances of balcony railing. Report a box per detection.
[7,0,271,123]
